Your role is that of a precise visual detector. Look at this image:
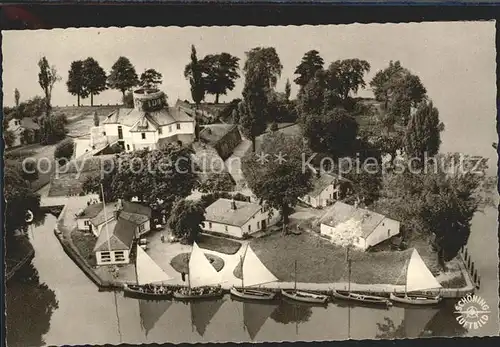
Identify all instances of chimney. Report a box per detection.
[231,198,237,210]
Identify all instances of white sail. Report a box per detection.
[242,245,278,287]
[136,245,173,285]
[189,242,221,288]
[406,249,442,292]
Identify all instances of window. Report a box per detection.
[103,131,106,136]
[139,224,145,232]
[201,222,205,228]
[248,225,251,232]
[100,252,111,263]
[84,220,90,226]
[176,123,181,130]
[225,226,228,232]
[387,229,390,237]
[118,126,123,139]
[257,221,260,229]
[169,125,172,132]
[209,222,212,229]
[141,133,146,139]
[158,127,163,135]
[126,144,130,150]
[114,251,126,262]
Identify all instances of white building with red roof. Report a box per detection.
[102,87,196,152]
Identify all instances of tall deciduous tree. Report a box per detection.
[284,79,291,100]
[14,88,20,107]
[37,57,60,114]
[326,59,370,102]
[201,53,240,103]
[300,108,359,158]
[167,199,205,243]
[198,172,235,193]
[241,132,312,228]
[66,60,88,107]
[140,68,163,89]
[83,57,107,106]
[404,101,444,164]
[184,45,206,108]
[107,56,139,97]
[294,50,324,88]
[243,47,283,90]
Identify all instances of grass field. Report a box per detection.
[170,252,225,273]
[197,234,242,255]
[237,232,411,284]
[71,230,97,267]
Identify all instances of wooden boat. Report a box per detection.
[389,249,443,306]
[172,242,224,300]
[230,245,278,301]
[123,283,172,299]
[125,245,174,300]
[332,289,391,307]
[278,260,329,305]
[230,287,276,301]
[281,289,328,304]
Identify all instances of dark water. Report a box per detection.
[6,211,497,346]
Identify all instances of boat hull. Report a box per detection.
[389,293,442,305]
[332,290,391,307]
[281,289,329,304]
[123,284,172,299]
[173,289,223,300]
[230,287,276,301]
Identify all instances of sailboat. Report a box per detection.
[281,260,329,304]
[124,245,174,299]
[230,245,277,301]
[389,249,443,305]
[331,252,391,307]
[172,242,224,300]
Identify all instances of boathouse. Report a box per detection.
[202,198,279,239]
[93,218,136,265]
[318,201,400,250]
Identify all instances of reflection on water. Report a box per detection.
[6,263,59,347]
[4,212,496,345]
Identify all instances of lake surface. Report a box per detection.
[5,207,498,346]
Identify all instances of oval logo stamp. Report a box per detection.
[454,294,491,330]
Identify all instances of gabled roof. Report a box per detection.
[20,118,40,130]
[129,114,159,132]
[103,107,194,128]
[93,218,136,252]
[204,198,262,227]
[80,200,151,227]
[308,173,338,197]
[199,124,238,146]
[319,201,394,238]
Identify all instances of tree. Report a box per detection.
[389,74,427,124]
[201,53,240,103]
[326,59,370,102]
[140,68,163,89]
[300,108,359,158]
[184,45,205,108]
[39,113,67,145]
[54,138,75,165]
[198,172,235,193]
[107,56,139,97]
[14,88,20,107]
[167,199,205,243]
[241,132,313,227]
[219,98,241,122]
[82,144,198,213]
[284,79,291,100]
[15,96,46,120]
[405,101,444,164]
[122,91,134,108]
[81,57,107,107]
[66,60,88,107]
[37,57,60,113]
[4,129,16,147]
[4,164,40,239]
[243,47,283,90]
[294,50,324,88]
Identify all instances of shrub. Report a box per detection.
[270,122,278,132]
[40,113,68,145]
[54,139,75,165]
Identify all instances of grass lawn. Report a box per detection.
[239,232,411,284]
[170,252,224,273]
[197,234,242,255]
[71,230,97,267]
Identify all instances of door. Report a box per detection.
[118,126,123,140]
[261,219,267,230]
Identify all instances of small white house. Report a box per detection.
[318,201,400,251]
[93,218,136,265]
[202,198,279,239]
[299,172,352,208]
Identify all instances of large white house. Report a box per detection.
[202,198,279,239]
[101,88,196,152]
[318,201,400,251]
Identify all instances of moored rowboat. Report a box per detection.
[389,292,442,305]
[281,289,329,304]
[123,284,172,299]
[230,287,276,301]
[172,287,223,300]
[332,289,392,307]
